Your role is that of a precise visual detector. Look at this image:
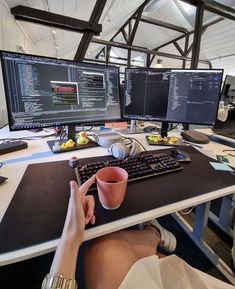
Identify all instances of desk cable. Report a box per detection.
[180,206,195,215]
[122,136,147,151]
[58,126,95,141]
[222,149,235,157]
[180,194,235,216]
[167,123,181,132]
[147,123,180,135]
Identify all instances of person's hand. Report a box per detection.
[62,175,96,245]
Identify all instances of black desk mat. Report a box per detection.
[1,146,235,254]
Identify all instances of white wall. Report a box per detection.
[0,0,37,126]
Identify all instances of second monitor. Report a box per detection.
[123,68,223,138]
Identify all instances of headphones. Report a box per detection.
[108,141,141,159]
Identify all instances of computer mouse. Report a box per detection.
[170,149,191,163]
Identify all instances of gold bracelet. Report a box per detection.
[41,273,78,289]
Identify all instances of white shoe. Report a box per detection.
[139,219,177,252]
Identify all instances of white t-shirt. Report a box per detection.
[119,255,235,289]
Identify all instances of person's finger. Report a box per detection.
[70,180,79,198]
[79,174,96,196]
[85,213,94,224]
[84,196,95,224]
[84,197,95,223]
[90,214,96,225]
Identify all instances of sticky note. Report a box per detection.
[209,162,234,172]
[105,122,127,129]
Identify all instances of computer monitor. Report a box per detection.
[123,68,223,137]
[220,75,235,106]
[0,50,121,152]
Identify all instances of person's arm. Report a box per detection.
[41,175,96,289]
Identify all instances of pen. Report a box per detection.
[182,140,203,149]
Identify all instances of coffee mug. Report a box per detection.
[96,166,128,210]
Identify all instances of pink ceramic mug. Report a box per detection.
[96,166,128,210]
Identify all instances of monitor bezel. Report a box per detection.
[0,50,121,131]
[123,67,223,126]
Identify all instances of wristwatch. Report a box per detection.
[41,274,78,289]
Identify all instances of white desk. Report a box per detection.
[1,127,235,283]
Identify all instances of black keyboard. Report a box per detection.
[76,151,183,191]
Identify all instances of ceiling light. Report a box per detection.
[52,30,56,34]
[156,59,163,68]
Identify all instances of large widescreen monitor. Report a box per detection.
[0,51,121,152]
[1,51,121,130]
[123,68,223,136]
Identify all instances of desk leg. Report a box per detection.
[173,201,235,285]
[218,196,234,230]
[232,222,235,269]
[173,202,211,247]
[193,202,210,242]
[209,196,234,237]
[231,194,235,269]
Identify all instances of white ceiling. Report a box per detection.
[3,0,145,58]
[2,0,235,75]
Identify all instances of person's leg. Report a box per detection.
[114,227,162,259]
[84,227,161,289]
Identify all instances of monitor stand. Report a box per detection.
[160,122,169,137]
[117,120,144,134]
[47,124,98,153]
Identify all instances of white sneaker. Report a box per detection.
[139,219,177,252]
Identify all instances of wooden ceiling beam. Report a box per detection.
[11,5,102,34]
[139,16,188,34]
[74,0,107,62]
